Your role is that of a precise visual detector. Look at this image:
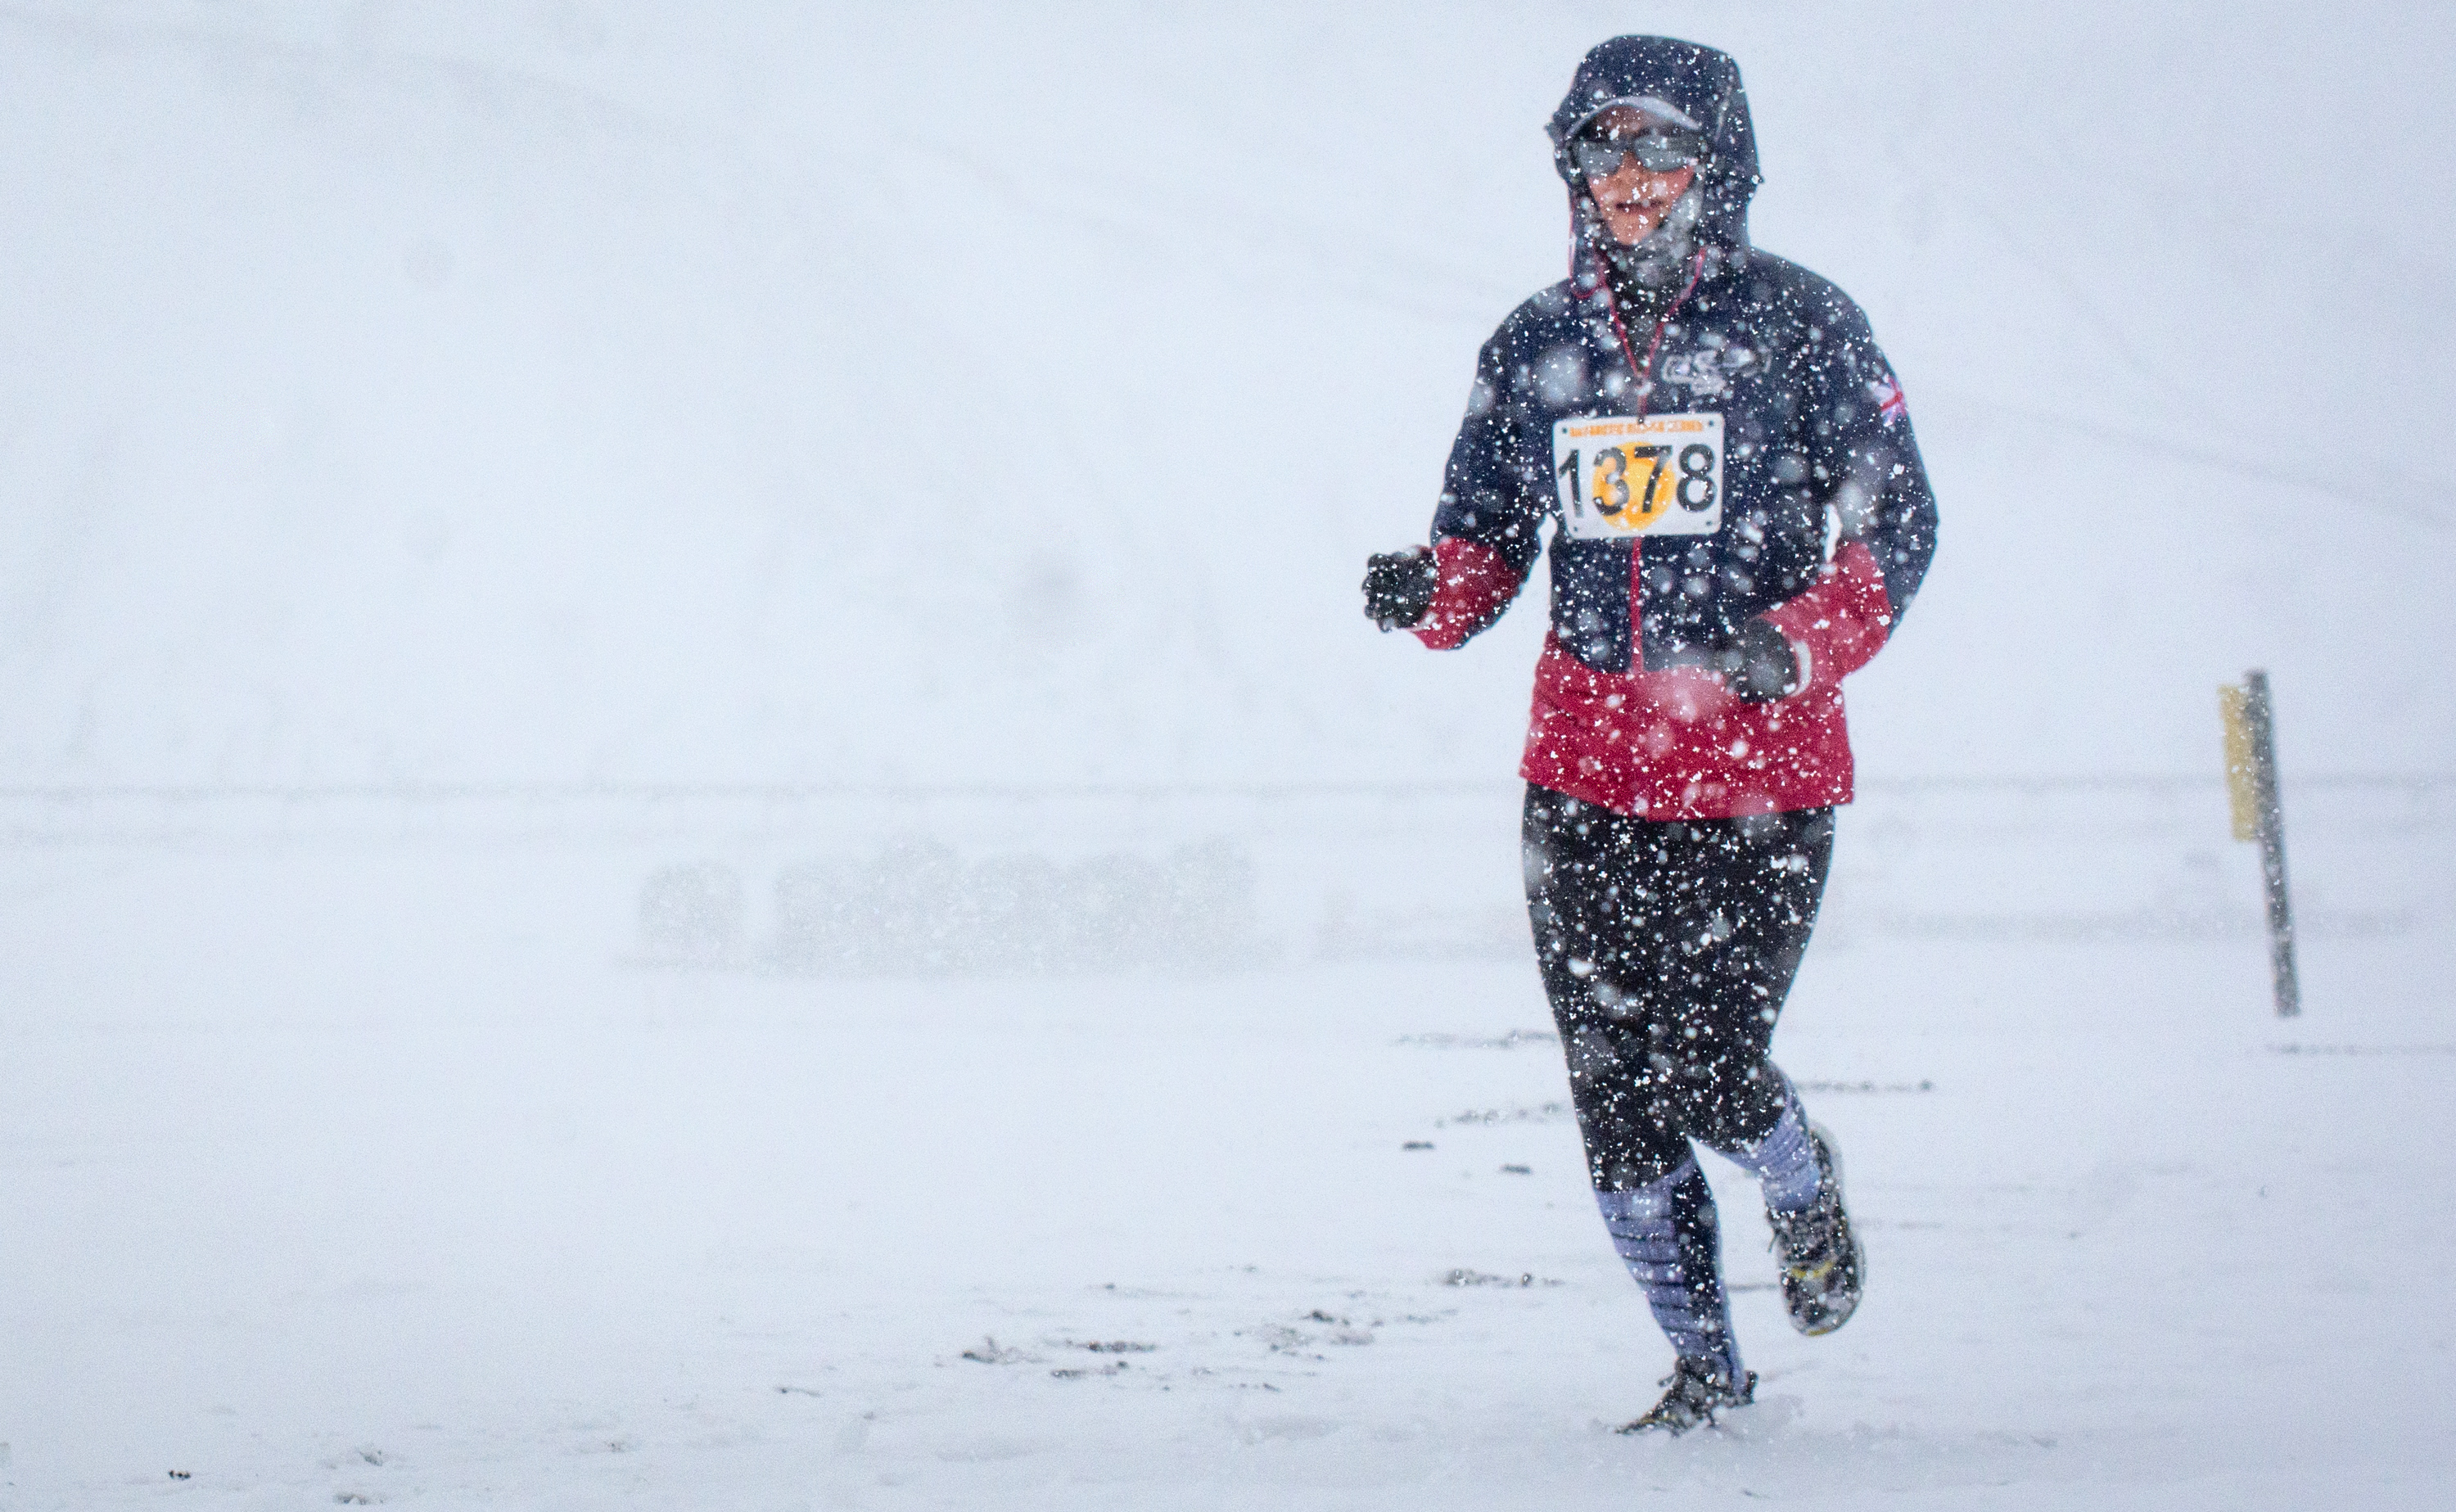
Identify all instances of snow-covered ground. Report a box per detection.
[6,780,2452,1508]
[5,2,2456,1507]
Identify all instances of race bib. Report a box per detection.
[1551,413,1724,539]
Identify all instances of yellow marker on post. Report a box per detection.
[2219,671,2299,1017]
[2217,684,2259,842]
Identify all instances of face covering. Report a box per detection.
[1600,181,1704,290]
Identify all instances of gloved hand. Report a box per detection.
[1361,546,1438,631]
[1714,618,1801,702]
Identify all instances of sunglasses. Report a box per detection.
[1569,129,1707,180]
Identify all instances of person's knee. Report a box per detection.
[1592,1147,1687,1191]
[1560,1025,1637,1095]
[1582,1096,1691,1191]
[1667,1058,1786,1152]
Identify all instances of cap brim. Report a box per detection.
[1560,93,1705,142]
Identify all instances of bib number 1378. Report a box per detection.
[1551,413,1724,539]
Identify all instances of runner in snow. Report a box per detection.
[1362,36,1938,1434]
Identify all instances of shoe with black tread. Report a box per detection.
[1617,1355,1757,1436]
[1767,1121,1866,1337]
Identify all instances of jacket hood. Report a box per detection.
[1548,36,1762,257]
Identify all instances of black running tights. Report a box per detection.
[1522,784,1835,1192]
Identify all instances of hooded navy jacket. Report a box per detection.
[1411,37,1938,819]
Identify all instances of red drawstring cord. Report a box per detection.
[1589,241,1706,666]
[1602,247,1706,422]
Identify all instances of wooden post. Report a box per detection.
[2219,670,2299,1018]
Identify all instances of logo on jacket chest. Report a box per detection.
[1552,413,1724,539]
[1659,340,1757,399]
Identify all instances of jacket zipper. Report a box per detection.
[1601,248,1707,676]
[1602,246,1707,420]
